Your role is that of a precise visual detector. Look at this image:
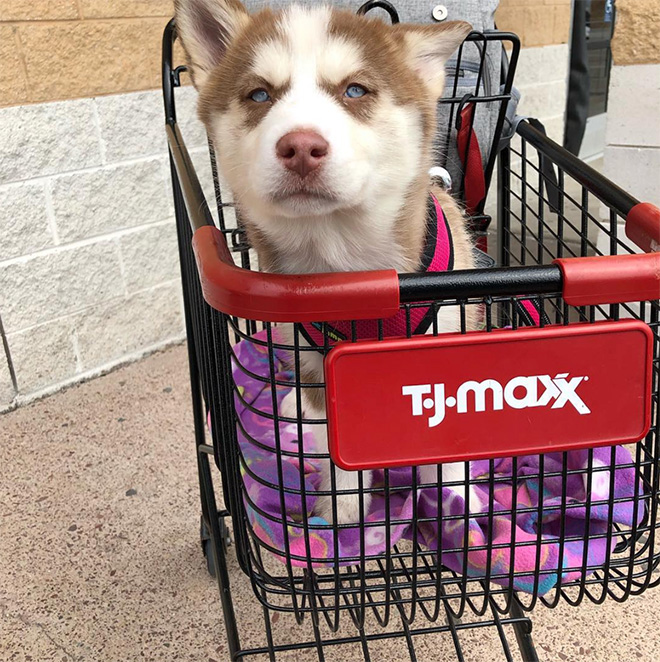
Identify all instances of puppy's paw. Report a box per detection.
[315,492,371,525]
[427,462,484,516]
[446,483,484,516]
[279,388,305,420]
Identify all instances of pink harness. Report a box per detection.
[301,194,454,349]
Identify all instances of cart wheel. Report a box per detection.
[200,515,232,578]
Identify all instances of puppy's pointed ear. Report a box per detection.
[396,21,472,98]
[174,0,250,88]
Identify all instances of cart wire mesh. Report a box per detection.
[163,12,659,662]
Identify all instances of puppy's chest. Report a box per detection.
[269,223,412,274]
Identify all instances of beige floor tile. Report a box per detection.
[1,345,658,661]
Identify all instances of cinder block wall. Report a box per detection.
[0,1,215,410]
[0,0,571,411]
[495,0,572,143]
[0,1,171,107]
[603,0,660,207]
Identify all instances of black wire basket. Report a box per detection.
[163,9,660,661]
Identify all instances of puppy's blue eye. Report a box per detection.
[249,89,270,103]
[345,84,367,99]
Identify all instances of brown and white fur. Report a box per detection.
[175,0,481,523]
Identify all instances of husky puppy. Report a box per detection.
[175,0,480,523]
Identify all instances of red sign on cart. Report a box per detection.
[325,321,653,471]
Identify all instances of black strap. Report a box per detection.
[514,299,551,328]
[527,118,561,214]
[413,198,454,336]
[356,0,399,23]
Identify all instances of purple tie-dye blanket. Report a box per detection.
[231,330,643,595]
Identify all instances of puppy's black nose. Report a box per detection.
[276,131,329,178]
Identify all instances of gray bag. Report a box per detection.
[244,0,498,31]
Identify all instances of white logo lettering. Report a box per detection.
[403,373,591,427]
[401,384,431,416]
[457,379,504,414]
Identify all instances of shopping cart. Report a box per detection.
[162,6,660,660]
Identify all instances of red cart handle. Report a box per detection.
[192,207,659,320]
[627,202,660,254]
[554,253,660,307]
[192,225,400,322]
[554,202,660,307]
